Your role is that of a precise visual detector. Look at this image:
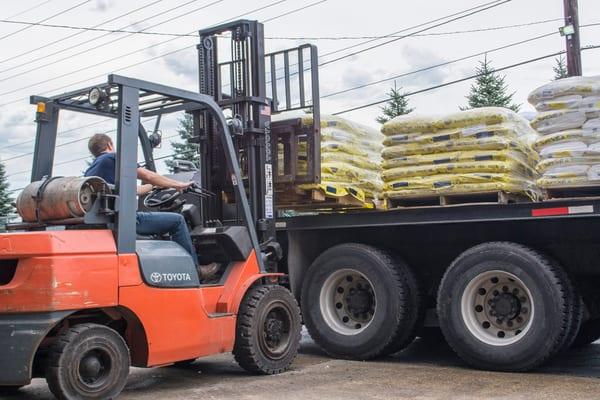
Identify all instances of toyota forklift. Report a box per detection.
[0,20,316,399]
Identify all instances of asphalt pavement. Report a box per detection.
[5,330,600,400]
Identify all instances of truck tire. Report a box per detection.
[234,285,301,375]
[437,242,573,371]
[572,319,600,347]
[46,323,130,400]
[301,243,421,360]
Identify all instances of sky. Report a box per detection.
[0,0,599,194]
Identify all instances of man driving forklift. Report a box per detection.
[84,133,218,280]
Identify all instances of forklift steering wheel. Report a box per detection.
[143,188,182,208]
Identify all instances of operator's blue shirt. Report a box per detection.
[84,152,116,184]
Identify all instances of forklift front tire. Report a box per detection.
[234,285,302,375]
[46,323,130,400]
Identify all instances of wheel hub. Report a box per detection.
[320,269,377,335]
[490,293,520,320]
[461,270,534,346]
[78,350,110,385]
[265,316,284,344]
[346,288,373,315]
[80,356,102,380]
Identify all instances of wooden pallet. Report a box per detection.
[386,190,531,208]
[276,187,370,210]
[542,183,600,200]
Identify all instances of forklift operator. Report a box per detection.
[84,133,201,266]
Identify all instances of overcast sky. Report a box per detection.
[0,0,599,193]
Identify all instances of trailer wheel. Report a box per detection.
[46,323,130,400]
[572,319,600,347]
[234,285,301,375]
[301,243,420,360]
[437,242,572,371]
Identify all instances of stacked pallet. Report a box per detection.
[278,114,384,209]
[528,76,600,192]
[380,107,540,206]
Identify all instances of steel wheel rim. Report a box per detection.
[460,270,535,346]
[319,269,377,335]
[75,347,113,391]
[258,300,293,360]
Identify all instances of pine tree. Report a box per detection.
[463,55,520,112]
[376,81,414,124]
[166,114,199,173]
[553,55,568,80]
[0,162,14,216]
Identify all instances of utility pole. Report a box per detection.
[562,0,582,76]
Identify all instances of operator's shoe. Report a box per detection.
[198,262,221,282]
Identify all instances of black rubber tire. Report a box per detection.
[234,285,301,374]
[572,319,600,347]
[437,242,572,372]
[46,323,130,400]
[301,243,421,360]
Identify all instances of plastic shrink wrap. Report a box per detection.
[380,107,539,200]
[528,76,600,188]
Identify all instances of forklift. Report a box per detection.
[0,20,318,399]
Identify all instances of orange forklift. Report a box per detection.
[0,20,309,399]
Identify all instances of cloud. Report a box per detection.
[399,45,449,88]
[90,0,115,12]
[163,51,197,80]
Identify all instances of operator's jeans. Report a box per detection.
[136,212,199,265]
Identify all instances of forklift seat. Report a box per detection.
[191,226,252,264]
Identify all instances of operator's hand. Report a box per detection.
[173,181,194,192]
[137,183,154,196]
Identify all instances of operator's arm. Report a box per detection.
[137,167,192,190]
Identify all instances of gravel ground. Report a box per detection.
[5,331,600,400]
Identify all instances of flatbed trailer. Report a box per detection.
[275,197,600,370]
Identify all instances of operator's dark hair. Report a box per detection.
[88,133,113,157]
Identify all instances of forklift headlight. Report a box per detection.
[88,87,106,107]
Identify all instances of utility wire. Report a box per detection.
[317,0,507,62]
[332,45,600,116]
[5,0,53,20]
[0,0,327,108]
[0,0,91,42]
[321,31,558,98]
[320,0,512,66]
[0,16,566,40]
[0,0,166,66]
[0,0,223,86]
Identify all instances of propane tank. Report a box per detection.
[16,176,109,222]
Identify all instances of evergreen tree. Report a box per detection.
[463,55,520,112]
[0,162,14,216]
[376,81,414,124]
[553,55,568,80]
[166,114,199,173]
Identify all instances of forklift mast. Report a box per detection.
[195,20,320,262]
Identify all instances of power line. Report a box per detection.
[5,0,53,20]
[320,0,512,66]
[262,0,327,23]
[0,0,327,108]
[0,0,166,66]
[0,0,223,87]
[332,45,600,116]
[317,0,507,62]
[0,118,113,151]
[265,18,565,40]
[321,31,558,98]
[0,16,566,41]
[0,0,91,42]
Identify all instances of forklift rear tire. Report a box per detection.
[234,285,301,375]
[301,243,421,360]
[46,323,130,400]
[437,242,573,371]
